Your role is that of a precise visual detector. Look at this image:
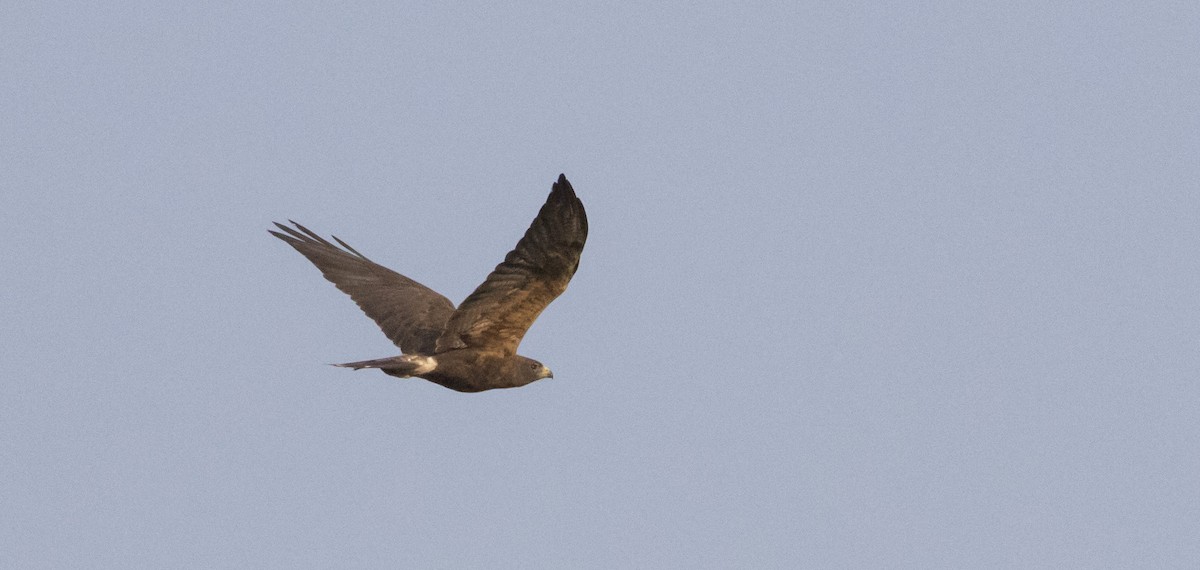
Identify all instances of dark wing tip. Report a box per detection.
[549,174,586,240]
[548,174,583,216]
[553,174,576,197]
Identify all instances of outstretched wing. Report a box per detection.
[270,221,455,355]
[436,174,588,355]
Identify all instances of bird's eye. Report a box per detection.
[530,363,538,369]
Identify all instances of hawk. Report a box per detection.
[271,174,587,392]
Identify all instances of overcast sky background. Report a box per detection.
[3,2,1198,568]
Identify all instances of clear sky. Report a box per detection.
[3,1,1198,568]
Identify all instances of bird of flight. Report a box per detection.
[270,174,587,392]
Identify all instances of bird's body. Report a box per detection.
[270,174,587,392]
[334,351,549,393]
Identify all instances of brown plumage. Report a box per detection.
[270,174,587,392]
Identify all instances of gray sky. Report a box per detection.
[3,1,1198,568]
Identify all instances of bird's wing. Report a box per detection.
[270,221,455,355]
[436,174,588,355]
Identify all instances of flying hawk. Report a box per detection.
[270,174,587,392]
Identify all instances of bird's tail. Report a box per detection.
[331,354,437,376]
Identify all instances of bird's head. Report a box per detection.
[515,356,554,385]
